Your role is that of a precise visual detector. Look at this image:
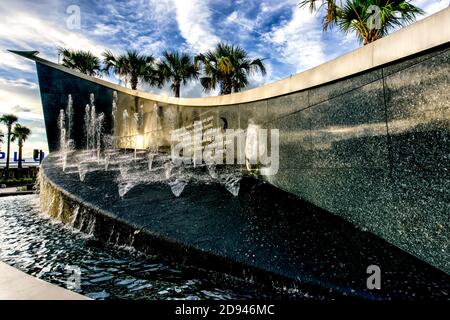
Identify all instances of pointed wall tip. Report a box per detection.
[8,50,40,59]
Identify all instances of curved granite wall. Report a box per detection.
[19,9,450,274]
[266,46,450,274]
[37,152,450,299]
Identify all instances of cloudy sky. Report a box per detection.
[0,0,448,158]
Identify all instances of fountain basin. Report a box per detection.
[39,153,450,300]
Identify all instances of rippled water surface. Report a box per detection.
[0,195,303,300]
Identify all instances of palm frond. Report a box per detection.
[196,42,266,95]
[59,47,102,77]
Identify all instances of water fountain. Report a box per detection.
[67,94,73,141]
[90,104,97,151]
[58,109,66,158]
[168,179,188,197]
[58,109,69,171]
[56,96,78,172]
[96,113,105,160]
[122,109,129,148]
[132,112,139,159]
[147,153,154,171]
[112,91,118,136]
[11,25,450,300]
[84,104,91,150]
[55,91,245,198]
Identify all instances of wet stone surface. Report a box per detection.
[0,195,308,300]
[38,153,450,300]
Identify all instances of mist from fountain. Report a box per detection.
[138,104,144,128]
[78,162,89,182]
[147,153,154,171]
[58,108,74,172]
[67,94,73,141]
[84,104,91,150]
[169,179,188,197]
[57,92,243,199]
[122,109,129,147]
[111,91,118,149]
[90,105,97,150]
[96,113,105,160]
[58,109,66,158]
[132,112,139,159]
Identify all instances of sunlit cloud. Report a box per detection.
[264,5,327,72]
[0,12,106,59]
[174,0,220,52]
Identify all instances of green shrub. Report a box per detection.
[0,177,35,186]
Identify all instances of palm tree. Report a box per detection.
[299,0,341,30]
[11,124,31,170]
[298,0,424,45]
[103,50,159,90]
[157,51,199,98]
[195,43,266,95]
[0,129,4,164]
[0,114,18,179]
[59,47,103,77]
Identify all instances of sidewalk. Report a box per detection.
[0,187,35,197]
[0,262,90,300]
[0,187,19,193]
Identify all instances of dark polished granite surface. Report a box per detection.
[42,154,450,300]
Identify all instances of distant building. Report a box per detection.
[0,150,44,179]
[0,151,43,168]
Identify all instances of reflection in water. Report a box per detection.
[0,195,306,300]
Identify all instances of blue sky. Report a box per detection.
[0,0,448,158]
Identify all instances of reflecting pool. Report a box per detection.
[0,195,307,300]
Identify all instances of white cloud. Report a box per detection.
[225,10,258,33]
[92,23,120,36]
[0,78,38,90]
[146,0,178,25]
[0,77,43,119]
[130,36,166,56]
[173,0,220,52]
[140,78,219,98]
[412,0,449,18]
[264,5,327,72]
[0,10,106,60]
[0,96,48,157]
[0,50,34,72]
[180,80,220,98]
